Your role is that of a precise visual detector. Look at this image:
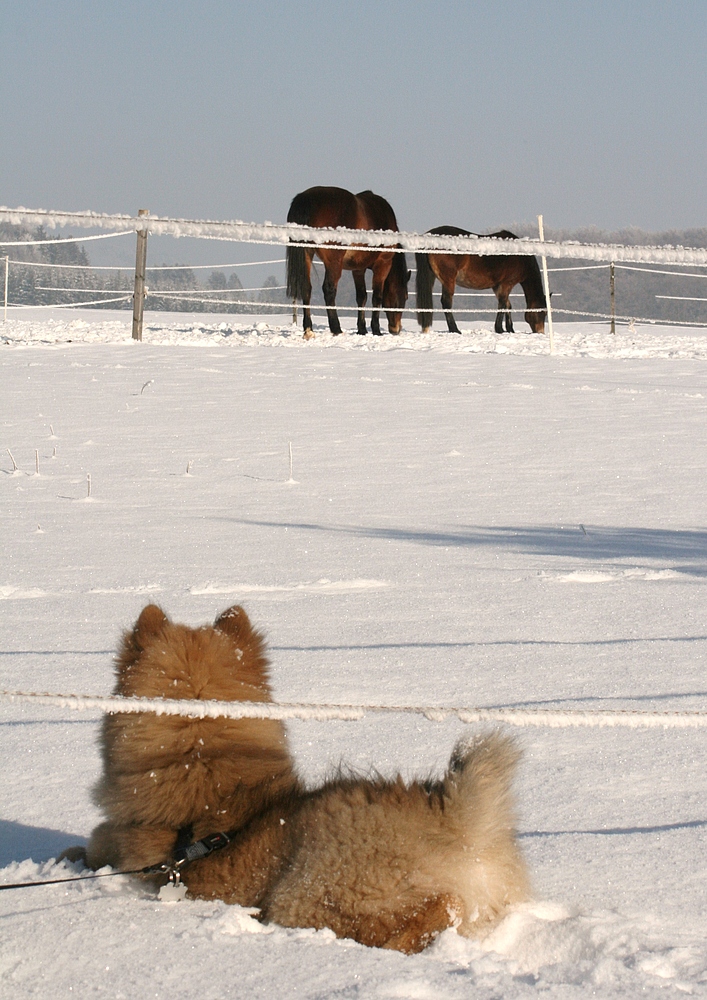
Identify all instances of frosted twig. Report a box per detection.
[7,448,18,472]
[286,441,298,483]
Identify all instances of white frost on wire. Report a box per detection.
[0,230,133,247]
[547,264,610,272]
[615,264,707,278]
[3,690,707,729]
[6,295,132,309]
[7,258,287,272]
[3,207,707,265]
[656,295,707,302]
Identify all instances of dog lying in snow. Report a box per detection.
[77,603,529,953]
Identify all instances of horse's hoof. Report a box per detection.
[303,330,315,341]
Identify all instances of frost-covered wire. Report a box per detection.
[35,286,131,293]
[3,207,707,265]
[8,259,136,271]
[615,264,707,278]
[549,307,707,327]
[547,264,610,272]
[147,259,286,271]
[0,230,133,247]
[151,285,287,295]
[34,285,286,294]
[7,258,287,272]
[6,295,132,309]
[2,690,707,729]
[655,295,707,302]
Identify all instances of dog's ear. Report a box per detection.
[114,605,169,690]
[214,605,270,688]
[133,604,168,649]
[214,604,253,641]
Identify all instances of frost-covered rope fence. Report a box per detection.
[6,295,133,310]
[3,206,707,264]
[3,206,707,329]
[3,690,707,729]
[0,230,134,247]
[5,257,286,271]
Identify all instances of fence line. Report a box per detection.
[6,295,132,309]
[3,205,707,330]
[3,206,707,265]
[113,296,548,315]
[0,231,133,247]
[35,284,288,294]
[547,264,610,272]
[6,257,287,272]
[9,256,707,281]
[3,689,706,729]
[5,295,705,327]
[615,264,707,278]
[656,295,707,303]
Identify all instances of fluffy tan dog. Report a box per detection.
[82,604,529,954]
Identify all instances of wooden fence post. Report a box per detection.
[610,262,616,334]
[132,209,149,341]
[537,215,554,354]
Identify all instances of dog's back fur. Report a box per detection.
[81,604,529,953]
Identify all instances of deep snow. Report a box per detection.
[1,310,706,998]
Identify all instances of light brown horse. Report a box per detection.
[286,186,410,339]
[416,226,546,334]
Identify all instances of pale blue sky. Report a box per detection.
[2,1,706,236]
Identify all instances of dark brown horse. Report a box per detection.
[286,186,410,338]
[416,227,546,334]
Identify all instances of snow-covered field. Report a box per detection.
[2,310,706,998]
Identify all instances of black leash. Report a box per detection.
[0,829,239,893]
[0,863,165,892]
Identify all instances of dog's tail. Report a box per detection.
[439,731,529,927]
[444,730,520,840]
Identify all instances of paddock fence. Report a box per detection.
[3,689,707,730]
[2,206,707,346]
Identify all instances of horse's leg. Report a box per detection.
[322,257,344,335]
[352,270,368,335]
[370,262,389,336]
[502,289,514,332]
[494,288,513,333]
[301,252,314,338]
[441,280,460,333]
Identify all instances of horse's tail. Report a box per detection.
[286,191,313,303]
[286,245,310,302]
[415,253,435,331]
